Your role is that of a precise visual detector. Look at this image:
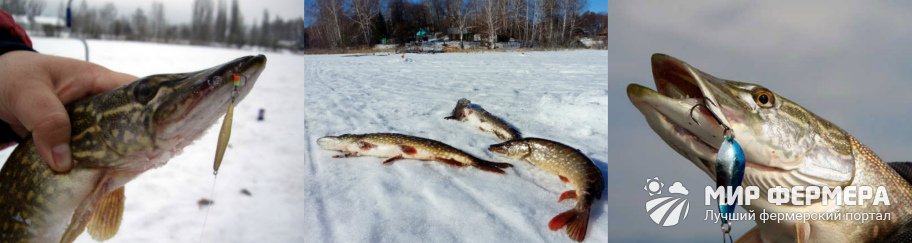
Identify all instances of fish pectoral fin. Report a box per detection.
[471,160,512,174]
[87,186,126,241]
[795,222,810,243]
[558,190,577,202]
[735,225,761,243]
[436,158,468,168]
[559,175,569,183]
[382,155,404,165]
[333,152,359,158]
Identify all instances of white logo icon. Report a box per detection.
[644,177,690,226]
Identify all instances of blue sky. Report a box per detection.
[610,1,912,241]
[588,0,607,13]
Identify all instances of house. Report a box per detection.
[13,15,66,37]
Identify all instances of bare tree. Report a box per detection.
[227,0,244,47]
[446,0,473,47]
[478,0,503,48]
[1,0,28,15]
[259,10,270,47]
[131,8,148,40]
[25,0,46,25]
[319,0,344,48]
[98,3,117,36]
[192,0,214,44]
[150,1,167,41]
[350,0,380,46]
[214,0,228,43]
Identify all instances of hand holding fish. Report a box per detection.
[0,51,136,172]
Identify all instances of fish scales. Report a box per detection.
[317,133,513,174]
[489,138,604,242]
[0,55,266,242]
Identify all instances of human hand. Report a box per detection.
[0,51,136,172]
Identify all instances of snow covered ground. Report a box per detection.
[303,51,607,242]
[0,37,606,242]
[0,37,309,242]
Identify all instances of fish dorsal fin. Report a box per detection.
[87,186,126,241]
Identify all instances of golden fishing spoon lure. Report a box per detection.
[213,73,241,175]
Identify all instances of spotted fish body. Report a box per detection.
[317,133,513,174]
[445,98,520,141]
[0,55,266,242]
[488,138,604,242]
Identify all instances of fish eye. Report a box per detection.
[752,88,775,108]
[133,81,160,104]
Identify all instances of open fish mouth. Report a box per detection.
[154,55,266,144]
[627,54,730,176]
[628,54,856,187]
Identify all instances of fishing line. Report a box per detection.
[201,71,241,241]
[695,96,745,243]
[199,174,218,242]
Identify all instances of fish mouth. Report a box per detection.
[317,136,343,150]
[155,55,267,143]
[627,54,732,176]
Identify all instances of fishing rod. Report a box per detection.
[65,0,89,61]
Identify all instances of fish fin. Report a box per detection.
[735,225,762,243]
[795,222,810,243]
[62,176,115,243]
[333,152,359,158]
[559,175,569,183]
[87,186,126,241]
[382,155,404,165]
[400,145,417,155]
[549,207,590,242]
[435,158,468,167]
[472,160,512,174]
[558,190,577,202]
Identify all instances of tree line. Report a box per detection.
[1,0,305,51]
[305,0,607,50]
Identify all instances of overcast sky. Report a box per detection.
[43,0,303,25]
[610,1,912,241]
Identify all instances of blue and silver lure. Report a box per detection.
[715,129,746,242]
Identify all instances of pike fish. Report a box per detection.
[317,133,513,174]
[627,53,912,242]
[445,98,521,141]
[0,55,266,242]
[488,138,604,242]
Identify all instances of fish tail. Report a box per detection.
[549,206,590,242]
[472,159,512,174]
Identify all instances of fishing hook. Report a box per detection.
[689,97,728,129]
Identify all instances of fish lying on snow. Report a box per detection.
[0,55,266,242]
[445,98,521,141]
[489,138,604,242]
[317,133,513,174]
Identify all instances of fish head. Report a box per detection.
[627,53,854,188]
[447,98,472,120]
[72,55,266,169]
[317,134,362,151]
[488,139,532,159]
